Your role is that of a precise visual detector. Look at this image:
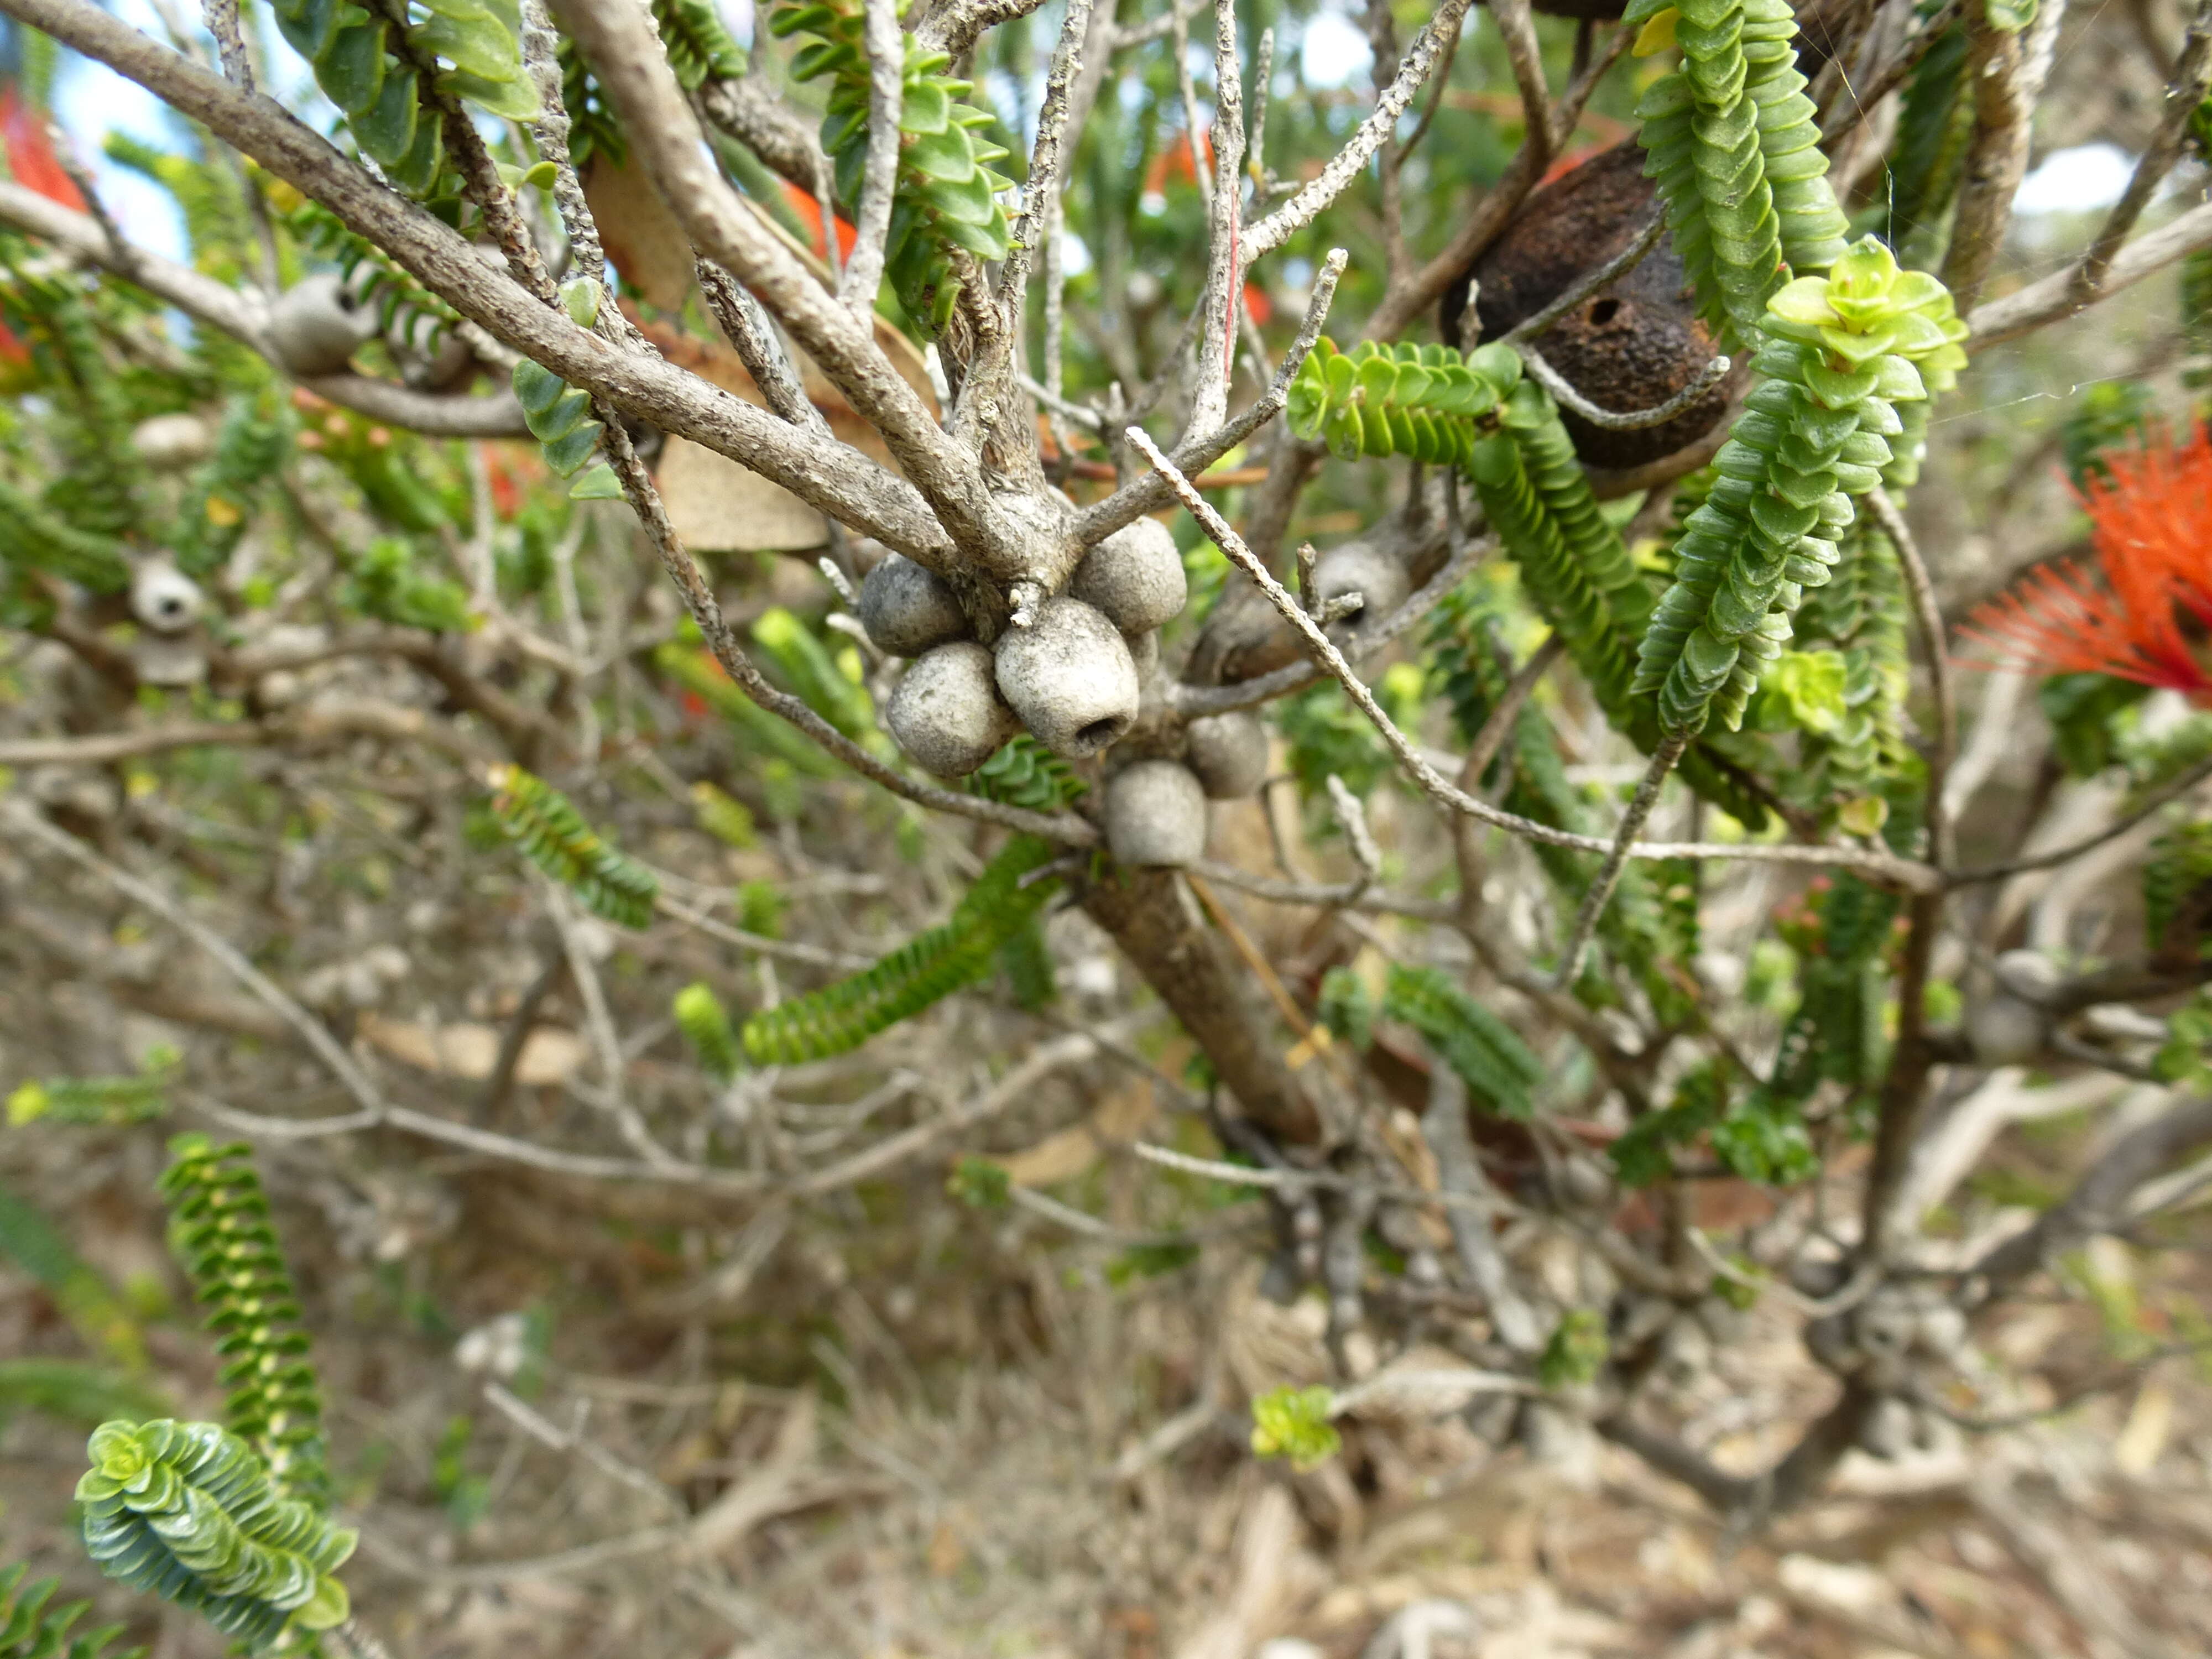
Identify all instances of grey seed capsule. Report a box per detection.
[993,597,1140,758]
[130,561,204,634]
[886,641,1019,778]
[1068,516,1187,634]
[1858,1394,1915,1461]
[266,272,377,377]
[1103,760,1208,868]
[1184,709,1270,799]
[1312,544,1412,641]
[857,554,968,656]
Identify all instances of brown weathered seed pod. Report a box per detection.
[857,554,968,656]
[1068,517,1187,635]
[993,597,1140,758]
[1183,709,1270,799]
[1103,759,1209,868]
[1444,140,1739,469]
[265,273,378,377]
[1312,544,1411,645]
[886,641,1019,778]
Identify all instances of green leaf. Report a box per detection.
[567,462,624,499]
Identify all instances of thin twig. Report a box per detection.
[1501,213,1666,346]
[1242,0,1474,260]
[1867,485,1955,864]
[839,0,904,316]
[1519,341,1733,431]
[200,0,251,88]
[1459,635,1563,795]
[1947,753,2212,886]
[1552,734,1688,988]
[2072,0,2212,301]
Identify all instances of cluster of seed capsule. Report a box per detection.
[861,521,1394,868]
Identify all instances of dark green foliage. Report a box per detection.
[340,536,473,632]
[1317,965,1375,1052]
[742,834,1063,1063]
[654,0,748,87]
[484,765,661,928]
[0,1561,141,1659]
[967,735,1085,811]
[769,0,1015,335]
[1768,520,1912,815]
[1881,17,1972,267]
[0,247,147,545]
[1428,591,1702,1018]
[512,345,623,501]
[1538,1307,1609,1387]
[946,1156,1010,1209]
[1633,241,1965,735]
[1609,1058,1729,1186]
[2041,672,2152,777]
[2184,249,2212,387]
[0,1360,170,1433]
[159,1137,328,1505]
[171,392,295,579]
[268,0,536,195]
[76,1419,354,1648]
[1625,0,1850,348]
[0,1181,147,1372]
[0,478,128,593]
[2062,379,2156,489]
[1381,964,1543,1118]
[1288,340,1770,826]
[2145,821,2212,954]
[997,917,1058,1010]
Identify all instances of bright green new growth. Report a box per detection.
[485,764,661,928]
[0,1561,139,1659]
[1632,237,1966,735]
[77,1419,354,1649]
[7,1070,169,1129]
[511,324,624,502]
[1249,1384,1340,1469]
[674,982,744,1083]
[966,735,1086,812]
[159,1138,328,1506]
[267,0,536,197]
[769,0,1015,336]
[740,834,1063,1063]
[1625,0,1850,348]
[1382,964,1543,1119]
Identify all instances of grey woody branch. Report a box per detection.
[547,0,1034,583]
[0,0,959,560]
[0,176,531,437]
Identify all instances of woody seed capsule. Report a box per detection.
[1103,760,1208,868]
[1068,517,1187,635]
[266,273,377,377]
[1183,710,1270,799]
[993,597,1140,758]
[886,641,1019,778]
[857,554,969,656]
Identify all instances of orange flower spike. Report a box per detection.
[1956,426,2212,700]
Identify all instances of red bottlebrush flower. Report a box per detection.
[1,88,88,211]
[781,181,857,263]
[1955,426,2212,700]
